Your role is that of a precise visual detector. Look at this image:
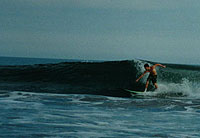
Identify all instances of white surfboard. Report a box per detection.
[124,89,146,95]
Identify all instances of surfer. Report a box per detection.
[136,63,166,92]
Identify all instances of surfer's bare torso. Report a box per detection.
[145,66,157,76]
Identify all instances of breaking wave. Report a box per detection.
[0,60,200,98]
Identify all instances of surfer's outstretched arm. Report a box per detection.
[154,64,166,68]
[136,71,147,82]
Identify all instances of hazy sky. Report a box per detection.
[1,0,200,64]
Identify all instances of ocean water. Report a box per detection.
[1,91,200,138]
[0,57,200,137]
[0,56,82,65]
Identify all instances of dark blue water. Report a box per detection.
[0,57,200,137]
[0,56,82,65]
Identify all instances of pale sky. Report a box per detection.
[1,0,200,64]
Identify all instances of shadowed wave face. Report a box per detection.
[0,60,200,98]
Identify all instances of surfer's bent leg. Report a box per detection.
[152,75,158,89]
[154,83,158,89]
[145,74,152,92]
[145,81,149,92]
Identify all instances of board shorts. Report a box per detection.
[147,74,157,84]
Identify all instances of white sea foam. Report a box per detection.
[157,78,200,98]
[134,60,151,84]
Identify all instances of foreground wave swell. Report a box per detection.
[0,60,200,97]
[1,91,200,137]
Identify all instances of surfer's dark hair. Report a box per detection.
[144,64,149,68]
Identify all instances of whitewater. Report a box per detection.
[0,57,200,137]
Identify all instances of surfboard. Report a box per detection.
[124,89,146,95]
